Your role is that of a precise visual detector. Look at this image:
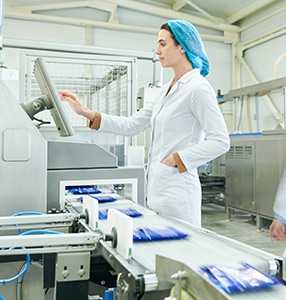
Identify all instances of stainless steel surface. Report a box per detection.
[1,79,145,215]
[211,153,226,177]
[263,129,286,135]
[0,81,47,216]
[48,167,146,210]
[0,261,45,300]
[226,136,256,214]
[226,133,286,224]
[256,136,286,218]
[55,252,90,282]
[48,140,118,169]
[0,212,96,300]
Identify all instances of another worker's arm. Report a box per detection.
[270,168,286,242]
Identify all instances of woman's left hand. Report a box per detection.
[161,155,177,167]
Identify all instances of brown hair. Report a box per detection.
[160,23,179,46]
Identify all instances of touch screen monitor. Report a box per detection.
[21,57,75,137]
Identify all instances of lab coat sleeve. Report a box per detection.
[178,82,230,171]
[97,99,154,137]
[273,168,286,224]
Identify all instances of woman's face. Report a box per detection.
[155,29,183,68]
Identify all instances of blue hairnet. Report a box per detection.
[168,20,210,77]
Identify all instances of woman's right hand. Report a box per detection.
[59,90,95,121]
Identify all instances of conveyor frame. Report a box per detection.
[68,199,285,300]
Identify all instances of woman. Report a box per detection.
[59,20,230,227]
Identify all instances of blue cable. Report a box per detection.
[20,229,62,236]
[11,211,44,234]
[0,224,61,284]
[12,211,44,217]
[0,252,30,285]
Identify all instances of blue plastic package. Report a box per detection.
[99,208,143,220]
[199,263,280,294]
[120,208,142,218]
[69,186,101,194]
[99,210,108,219]
[133,226,188,242]
[77,195,116,204]
[90,195,117,203]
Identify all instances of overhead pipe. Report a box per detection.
[273,53,286,79]
[0,0,3,49]
[0,0,4,65]
[273,53,286,129]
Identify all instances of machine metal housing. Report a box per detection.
[225,131,286,226]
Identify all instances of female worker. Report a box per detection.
[59,20,230,227]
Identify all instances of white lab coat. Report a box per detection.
[98,69,230,227]
[273,168,286,224]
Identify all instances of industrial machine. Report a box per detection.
[76,197,285,300]
[0,191,285,300]
[0,212,97,300]
[0,58,145,216]
[1,57,286,300]
[220,76,286,227]
[225,131,286,227]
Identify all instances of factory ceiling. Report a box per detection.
[3,0,283,38]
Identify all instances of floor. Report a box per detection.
[201,202,285,258]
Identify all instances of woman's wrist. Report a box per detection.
[81,107,95,121]
[274,213,286,226]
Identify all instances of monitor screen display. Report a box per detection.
[21,57,75,137]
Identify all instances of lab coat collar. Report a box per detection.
[164,68,200,97]
[178,68,200,84]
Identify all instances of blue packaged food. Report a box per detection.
[133,226,188,241]
[90,195,117,203]
[77,195,116,203]
[99,209,108,219]
[120,208,142,218]
[69,186,101,194]
[99,208,142,219]
[199,263,280,294]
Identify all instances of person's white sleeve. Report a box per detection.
[178,82,230,170]
[98,99,154,137]
[273,168,286,224]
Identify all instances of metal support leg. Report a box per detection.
[54,252,91,300]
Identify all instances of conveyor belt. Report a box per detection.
[95,200,278,272]
[66,197,286,299]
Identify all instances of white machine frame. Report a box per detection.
[0,213,97,300]
[59,178,139,211]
